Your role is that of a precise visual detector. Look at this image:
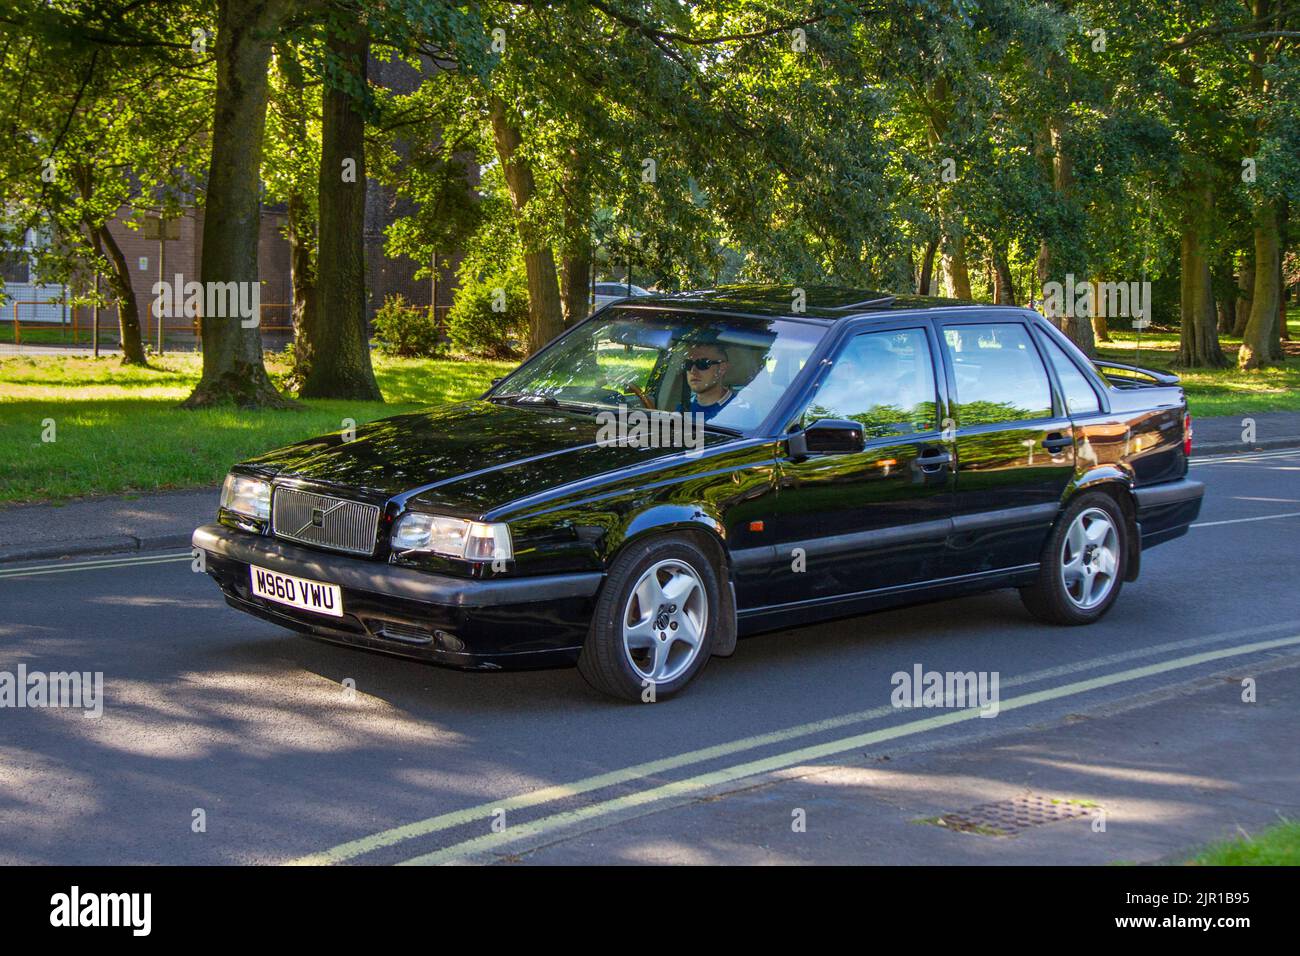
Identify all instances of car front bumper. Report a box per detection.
[192,524,602,670]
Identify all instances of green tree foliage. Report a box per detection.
[371,292,443,357]
[446,266,530,358]
[0,0,211,366]
[2,0,1295,393]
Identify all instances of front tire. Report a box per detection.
[1020,492,1127,625]
[578,536,720,701]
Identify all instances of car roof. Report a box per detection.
[622,284,1008,323]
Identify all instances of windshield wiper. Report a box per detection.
[490,393,558,407]
[700,422,743,437]
[490,393,601,414]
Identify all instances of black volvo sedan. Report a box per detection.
[193,287,1204,700]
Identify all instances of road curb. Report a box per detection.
[1193,435,1300,455]
[0,532,194,565]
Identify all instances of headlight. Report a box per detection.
[391,513,513,561]
[220,474,271,521]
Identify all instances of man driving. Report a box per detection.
[678,342,737,421]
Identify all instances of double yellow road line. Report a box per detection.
[0,551,192,580]
[289,627,1300,866]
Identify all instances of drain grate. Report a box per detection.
[933,793,1098,836]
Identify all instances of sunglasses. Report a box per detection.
[684,358,726,371]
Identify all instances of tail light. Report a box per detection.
[1183,412,1193,456]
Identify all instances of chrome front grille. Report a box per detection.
[271,487,380,556]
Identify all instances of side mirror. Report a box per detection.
[490,377,503,387]
[787,419,865,457]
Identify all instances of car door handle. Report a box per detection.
[917,447,952,473]
[1042,433,1073,452]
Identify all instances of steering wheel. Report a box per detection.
[625,384,656,410]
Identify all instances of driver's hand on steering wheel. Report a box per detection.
[627,384,656,410]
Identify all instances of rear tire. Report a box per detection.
[1020,492,1128,626]
[578,535,720,701]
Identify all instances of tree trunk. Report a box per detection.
[72,165,146,365]
[1038,114,1094,356]
[299,19,381,400]
[1215,260,1234,334]
[560,252,591,327]
[559,145,592,326]
[286,188,319,386]
[183,0,289,408]
[1234,250,1253,336]
[1090,278,1112,342]
[1178,202,1229,368]
[1273,200,1289,356]
[1060,298,1097,357]
[1239,0,1285,367]
[992,244,1016,304]
[1239,201,1282,369]
[941,222,972,299]
[489,95,564,353]
[275,42,319,391]
[923,75,971,302]
[91,224,147,366]
[917,236,938,295]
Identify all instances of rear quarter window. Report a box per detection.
[1040,333,1102,415]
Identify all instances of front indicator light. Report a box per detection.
[464,522,513,562]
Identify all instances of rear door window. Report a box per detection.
[940,323,1053,426]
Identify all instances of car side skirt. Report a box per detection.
[736,564,1040,636]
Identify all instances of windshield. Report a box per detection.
[489,307,826,434]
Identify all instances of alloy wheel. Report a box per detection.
[621,559,708,684]
[1059,507,1120,610]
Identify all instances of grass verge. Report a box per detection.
[0,352,512,503]
[1097,308,1300,416]
[1188,819,1300,865]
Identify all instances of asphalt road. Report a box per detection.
[2,448,1299,865]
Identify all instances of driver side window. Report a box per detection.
[804,329,939,440]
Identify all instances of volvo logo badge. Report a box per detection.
[296,500,346,536]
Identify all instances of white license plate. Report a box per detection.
[250,565,343,618]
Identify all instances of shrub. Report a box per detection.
[371,293,444,357]
[447,270,529,359]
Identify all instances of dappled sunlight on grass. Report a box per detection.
[1095,310,1300,415]
[0,353,201,389]
[0,351,514,502]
